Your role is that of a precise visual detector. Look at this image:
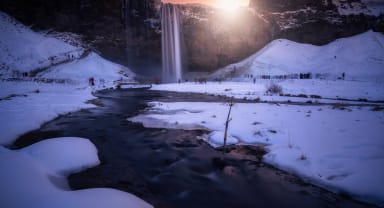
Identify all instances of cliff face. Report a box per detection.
[180,0,384,72]
[180,5,272,72]
[1,0,383,75]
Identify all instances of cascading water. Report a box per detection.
[161,3,183,83]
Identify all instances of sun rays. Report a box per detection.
[161,0,250,9]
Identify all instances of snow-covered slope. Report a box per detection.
[0,11,135,84]
[0,12,150,208]
[0,12,83,73]
[38,52,135,84]
[0,11,136,144]
[212,30,384,82]
[333,0,384,16]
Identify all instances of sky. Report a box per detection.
[161,0,250,8]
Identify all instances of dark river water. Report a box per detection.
[12,89,375,208]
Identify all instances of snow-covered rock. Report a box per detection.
[20,137,100,175]
[0,137,153,208]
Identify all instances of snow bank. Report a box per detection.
[0,11,136,145]
[0,137,153,208]
[38,52,135,86]
[129,101,384,206]
[212,31,384,82]
[151,80,384,102]
[20,137,100,175]
[0,82,94,146]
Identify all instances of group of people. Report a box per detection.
[88,77,107,87]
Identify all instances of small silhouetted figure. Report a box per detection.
[253,78,256,84]
[342,72,345,80]
[89,77,95,86]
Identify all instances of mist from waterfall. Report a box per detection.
[161,3,183,83]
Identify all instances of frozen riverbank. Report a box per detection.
[130,81,384,207]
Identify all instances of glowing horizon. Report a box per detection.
[161,0,250,8]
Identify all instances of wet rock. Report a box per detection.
[212,157,227,170]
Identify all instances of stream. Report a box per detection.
[12,89,375,208]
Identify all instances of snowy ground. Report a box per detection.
[129,83,384,206]
[0,81,94,146]
[0,12,152,208]
[151,80,384,103]
[333,0,384,16]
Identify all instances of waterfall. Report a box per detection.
[161,3,183,83]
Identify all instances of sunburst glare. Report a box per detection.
[216,0,241,14]
[162,0,250,8]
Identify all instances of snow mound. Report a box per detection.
[38,52,135,84]
[212,30,384,82]
[0,12,83,73]
[0,137,153,208]
[20,137,100,175]
[205,131,239,148]
[0,12,136,145]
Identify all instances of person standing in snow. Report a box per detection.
[89,77,95,86]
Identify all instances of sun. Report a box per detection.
[213,0,250,17]
[216,0,241,12]
[161,0,250,9]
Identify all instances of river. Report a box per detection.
[12,89,374,208]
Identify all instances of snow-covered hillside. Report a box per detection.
[0,12,83,74]
[0,12,151,208]
[212,30,384,82]
[0,11,136,146]
[38,52,135,84]
[0,11,135,83]
[333,0,384,16]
